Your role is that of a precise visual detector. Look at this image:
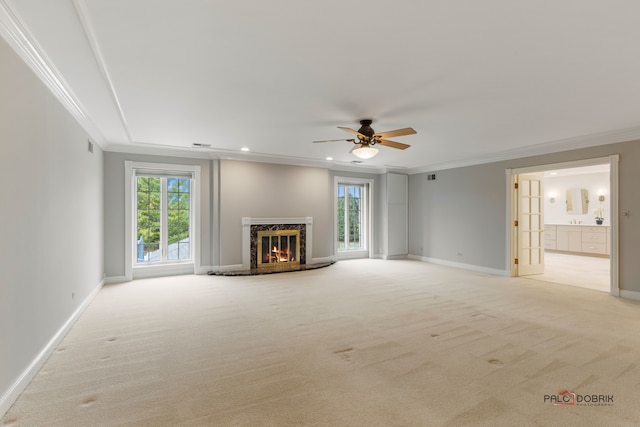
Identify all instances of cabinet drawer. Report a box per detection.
[582,226,606,233]
[582,232,606,244]
[582,242,607,254]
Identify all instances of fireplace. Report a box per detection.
[250,224,306,269]
[257,229,300,269]
[242,217,313,271]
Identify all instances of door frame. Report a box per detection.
[506,155,619,296]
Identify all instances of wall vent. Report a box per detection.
[426,173,436,181]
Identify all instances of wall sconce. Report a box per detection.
[549,191,557,203]
[597,189,606,202]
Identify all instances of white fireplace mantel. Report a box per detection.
[242,217,313,270]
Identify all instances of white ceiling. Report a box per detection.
[3,0,640,173]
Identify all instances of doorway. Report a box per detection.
[507,156,619,295]
[334,176,374,260]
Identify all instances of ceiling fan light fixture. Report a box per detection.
[351,143,379,159]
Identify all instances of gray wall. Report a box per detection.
[103,153,212,277]
[104,157,338,274]
[409,140,640,292]
[0,37,104,407]
[220,160,333,266]
[409,163,506,269]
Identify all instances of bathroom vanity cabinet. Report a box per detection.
[544,224,609,256]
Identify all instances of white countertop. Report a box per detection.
[545,223,609,226]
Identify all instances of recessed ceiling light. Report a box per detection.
[550,172,557,175]
[326,157,333,161]
[240,147,250,152]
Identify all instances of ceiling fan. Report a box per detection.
[313,119,417,159]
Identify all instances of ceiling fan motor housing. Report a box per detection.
[357,119,375,139]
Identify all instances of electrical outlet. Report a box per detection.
[87,140,93,153]
[457,252,463,257]
[71,292,75,300]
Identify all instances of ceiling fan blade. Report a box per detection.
[378,139,411,150]
[337,126,366,138]
[374,127,417,139]
[313,138,355,143]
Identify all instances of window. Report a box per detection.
[136,176,191,264]
[335,178,373,260]
[124,161,200,281]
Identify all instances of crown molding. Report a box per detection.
[0,0,106,146]
[407,125,640,175]
[105,142,392,174]
[72,0,132,144]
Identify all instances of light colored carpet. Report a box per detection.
[3,259,640,426]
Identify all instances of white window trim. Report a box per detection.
[125,161,201,281]
[333,176,374,260]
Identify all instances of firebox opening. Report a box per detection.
[257,230,301,268]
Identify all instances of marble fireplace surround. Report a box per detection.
[242,217,313,271]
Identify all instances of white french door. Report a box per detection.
[335,177,373,260]
[337,183,365,251]
[517,172,545,276]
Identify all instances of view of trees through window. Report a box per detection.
[337,184,363,250]
[136,176,190,263]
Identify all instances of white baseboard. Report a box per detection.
[382,254,409,261]
[195,265,214,275]
[408,254,510,277]
[105,275,127,284]
[216,264,244,273]
[337,250,370,260]
[311,256,336,264]
[109,264,213,280]
[0,278,104,418]
[620,289,640,302]
[132,263,194,279]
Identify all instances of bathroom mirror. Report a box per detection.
[566,188,588,214]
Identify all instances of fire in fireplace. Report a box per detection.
[257,230,301,268]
